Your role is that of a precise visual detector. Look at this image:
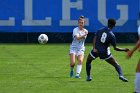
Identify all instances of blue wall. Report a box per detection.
[0,0,139,33]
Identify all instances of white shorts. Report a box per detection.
[69,47,85,56]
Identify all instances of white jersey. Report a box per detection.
[138,26,140,36]
[70,27,88,49]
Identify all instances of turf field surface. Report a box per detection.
[0,44,138,93]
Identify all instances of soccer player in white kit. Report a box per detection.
[69,16,88,78]
[127,26,140,93]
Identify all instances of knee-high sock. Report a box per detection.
[76,65,82,76]
[135,73,140,93]
[86,60,92,77]
[114,64,122,76]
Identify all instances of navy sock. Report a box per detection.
[86,59,92,77]
[114,64,122,76]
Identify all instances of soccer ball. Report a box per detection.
[38,34,48,44]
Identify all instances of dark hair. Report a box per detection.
[108,18,116,28]
[79,15,84,19]
[78,15,85,21]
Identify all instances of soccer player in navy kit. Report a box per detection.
[86,18,129,82]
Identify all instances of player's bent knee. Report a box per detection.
[78,60,83,65]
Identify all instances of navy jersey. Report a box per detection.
[95,27,116,53]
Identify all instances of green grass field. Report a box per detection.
[0,43,139,93]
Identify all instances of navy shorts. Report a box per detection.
[90,50,112,60]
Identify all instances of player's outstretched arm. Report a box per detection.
[113,46,129,52]
[130,38,140,53]
[127,37,140,58]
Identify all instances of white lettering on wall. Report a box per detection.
[98,0,128,26]
[60,0,89,26]
[0,17,15,26]
[22,0,52,26]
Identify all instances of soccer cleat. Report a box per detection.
[70,70,74,77]
[119,76,128,82]
[75,75,81,78]
[86,76,92,81]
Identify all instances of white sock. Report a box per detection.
[135,73,140,93]
[76,65,82,76]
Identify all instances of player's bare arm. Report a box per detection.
[127,37,140,58]
[75,32,88,40]
[93,36,97,52]
[130,37,140,53]
[113,46,129,52]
